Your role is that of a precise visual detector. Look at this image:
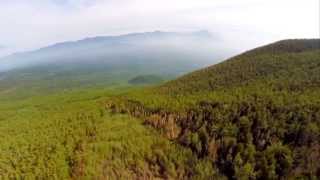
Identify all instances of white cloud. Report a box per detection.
[0,0,318,57]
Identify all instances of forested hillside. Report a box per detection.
[1,39,319,179]
[0,31,232,179]
[0,88,220,179]
[107,39,320,179]
[159,39,320,94]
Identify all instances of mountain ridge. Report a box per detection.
[1,30,214,60]
[158,39,320,94]
[0,30,224,73]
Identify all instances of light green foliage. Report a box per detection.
[0,89,216,179]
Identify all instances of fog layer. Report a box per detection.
[0,31,234,73]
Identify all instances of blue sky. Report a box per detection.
[0,0,319,57]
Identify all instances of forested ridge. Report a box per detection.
[106,39,320,179]
[159,39,320,94]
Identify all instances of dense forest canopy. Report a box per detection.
[159,39,320,94]
[107,39,320,179]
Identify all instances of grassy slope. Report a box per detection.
[107,39,320,179]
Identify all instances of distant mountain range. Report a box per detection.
[0,31,234,94]
[0,30,231,73]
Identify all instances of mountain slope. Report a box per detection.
[107,39,320,179]
[159,39,320,94]
[0,88,220,179]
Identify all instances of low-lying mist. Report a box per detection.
[0,31,235,73]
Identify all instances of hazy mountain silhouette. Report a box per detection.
[0,31,230,73]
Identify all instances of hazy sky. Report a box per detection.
[0,0,319,57]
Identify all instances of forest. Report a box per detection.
[0,88,220,179]
[106,39,320,179]
[0,0,318,178]
[0,39,319,179]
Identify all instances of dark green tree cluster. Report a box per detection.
[108,93,320,179]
